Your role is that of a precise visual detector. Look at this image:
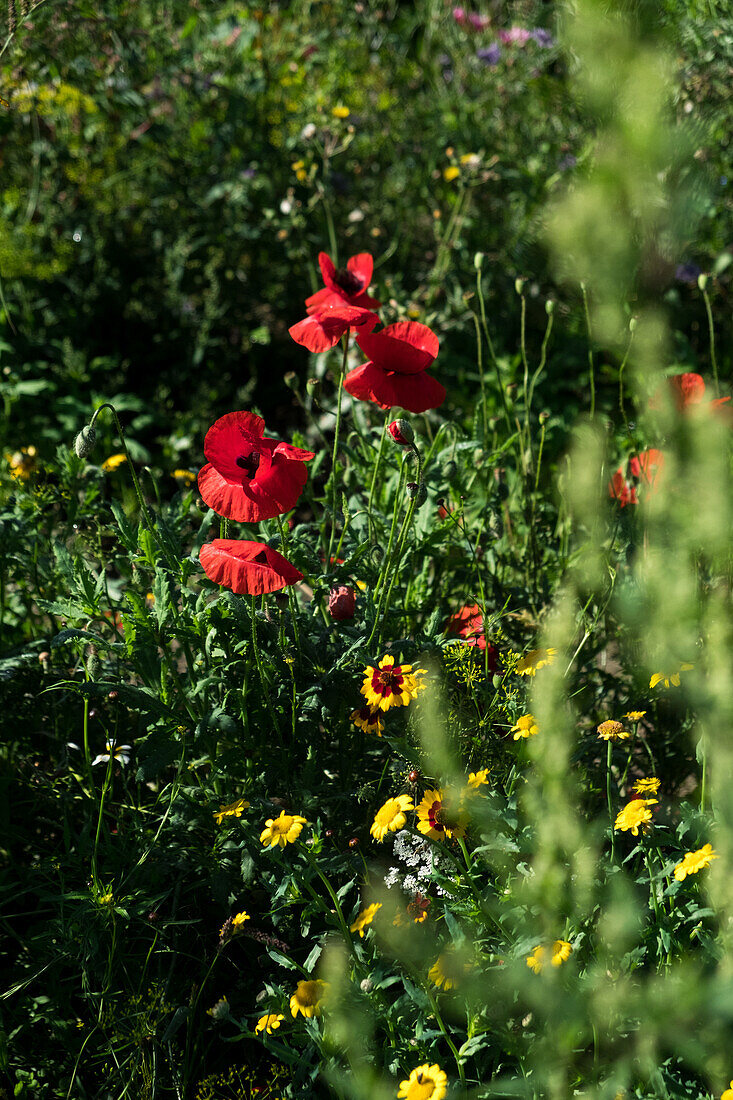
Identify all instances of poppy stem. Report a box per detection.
[618,325,635,432]
[326,333,350,566]
[367,410,391,542]
[276,515,301,663]
[249,596,282,742]
[581,283,596,419]
[700,283,720,396]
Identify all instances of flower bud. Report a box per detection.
[387,419,414,447]
[86,647,101,681]
[284,371,299,390]
[539,410,549,424]
[348,837,359,849]
[74,424,97,459]
[406,481,428,506]
[328,585,356,621]
[474,251,484,271]
[697,273,708,292]
[306,378,320,396]
[545,299,555,315]
[360,978,373,993]
[514,277,526,296]
[629,317,637,332]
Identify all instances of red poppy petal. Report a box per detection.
[203,411,272,481]
[251,453,310,514]
[199,540,302,595]
[673,373,705,408]
[289,315,343,352]
[356,321,439,374]
[346,252,374,288]
[344,362,446,413]
[305,287,342,314]
[197,464,263,523]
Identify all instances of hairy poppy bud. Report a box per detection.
[545,299,555,315]
[474,251,484,271]
[514,277,526,296]
[86,647,101,681]
[284,371,299,390]
[74,424,97,459]
[387,419,414,447]
[328,585,356,621]
[406,481,428,506]
[539,410,549,424]
[697,273,708,292]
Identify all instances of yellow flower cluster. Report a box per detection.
[526,940,572,973]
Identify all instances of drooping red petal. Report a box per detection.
[670,373,705,409]
[346,252,374,288]
[251,453,311,514]
[289,307,378,352]
[344,361,446,413]
[356,321,439,375]
[199,540,303,595]
[318,251,338,290]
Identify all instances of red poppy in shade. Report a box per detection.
[328,585,356,621]
[198,411,314,523]
[305,252,381,314]
[344,321,445,413]
[289,304,378,353]
[608,467,638,507]
[649,372,731,416]
[199,540,303,595]
[445,604,498,669]
[608,449,664,506]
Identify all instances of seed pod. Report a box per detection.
[406,481,428,506]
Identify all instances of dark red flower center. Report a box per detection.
[372,666,403,697]
[333,267,363,295]
[236,450,261,479]
[253,549,269,564]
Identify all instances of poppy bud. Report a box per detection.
[360,977,373,993]
[328,585,356,621]
[387,419,414,447]
[284,371,299,390]
[545,299,555,315]
[629,317,637,332]
[539,410,549,424]
[86,648,100,681]
[74,424,97,459]
[514,277,526,296]
[474,252,484,271]
[38,651,51,669]
[697,273,708,292]
[406,481,428,506]
[108,690,119,702]
[306,378,320,396]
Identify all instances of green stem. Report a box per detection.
[701,285,719,396]
[250,596,282,741]
[367,411,391,541]
[426,987,466,1083]
[618,326,635,431]
[581,283,596,419]
[326,334,350,565]
[606,740,616,863]
[476,271,513,439]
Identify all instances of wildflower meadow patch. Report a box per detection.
[2,2,733,1099]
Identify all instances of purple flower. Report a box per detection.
[477,43,501,65]
[531,28,554,48]
[675,262,702,285]
[499,26,531,45]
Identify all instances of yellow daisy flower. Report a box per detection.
[416,789,466,841]
[398,1063,448,1100]
[232,911,250,929]
[102,453,127,473]
[349,902,382,937]
[370,795,414,842]
[551,939,572,966]
[172,468,196,486]
[443,166,460,181]
[289,979,329,1018]
[633,777,660,796]
[360,655,426,712]
[511,714,539,740]
[624,710,646,722]
[466,768,489,789]
[526,945,546,973]
[614,799,657,836]
[597,720,630,742]
[350,705,384,736]
[428,949,471,991]
[260,810,308,848]
[673,843,717,882]
[214,798,250,825]
[515,647,557,676]
[649,663,693,688]
[721,1081,733,1100]
[332,105,350,118]
[255,1013,284,1034]
[6,445,37,480]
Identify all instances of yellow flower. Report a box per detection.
[290,979,329,1018]
[526,945,546,973]
[459,152,480,166]
[370,795,414,842]
[721,1081,733,1100]
[214,798,250,825]
[102,453,127,473]
[332,104,350,118]
[551,939,572,966]
[516,647,557,676]
[614,799,657,836]
[6,445,37,480]
[361,655,426,713]
[416,789,466,841]
[597,720,630,742]
[443,166,460,181]
[624,710,646,722]
[398,1063,448,1100]
[467,768,489,789]
[428,949,471,991]
[260,810,308,848]
[350,705,384,736]
[633,777,660,795]
[673,843,717,882]
[232,911,250,929]
[172,468,196,486]
[291,159,305,171]
[255,1013,284,1034]
[511,714,539,740]
[649,663,693,688]
[350,902,382,937]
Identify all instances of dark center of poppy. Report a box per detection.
[333,267,363,295]
[253,549,269,564]
[236,451,261,479]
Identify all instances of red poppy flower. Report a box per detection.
[445,604,498,669]
[289,304,378,353]
[343,321,445,413]
[198,411,314,522]
[199,539,303,595]
[608,467,638,507]
[328,585,356,621]
[608,449,664,506]
[649,372,731,414]
[305,252,381,314]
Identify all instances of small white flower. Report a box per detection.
[300,122,317,140]
[347,208,364,223]
[280,199,292,215]
[92,742,132,767]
